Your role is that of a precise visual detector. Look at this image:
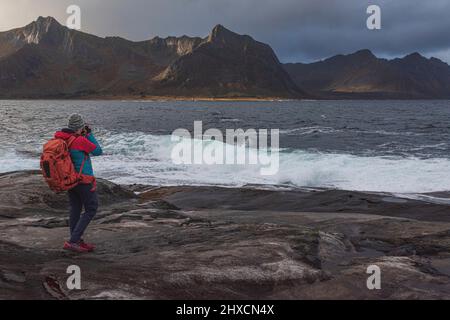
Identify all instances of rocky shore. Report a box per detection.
[1,171,449,299]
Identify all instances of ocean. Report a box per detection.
[1,99,450,198]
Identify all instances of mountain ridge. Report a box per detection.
[0,17,449,99]
[284,49,450,99]
[0,17,305,98]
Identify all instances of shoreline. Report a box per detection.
[1,96,450,102]
[2,170,450,206]
[0,96,297,102]
[136,184,450,222]
[127,183,450,206]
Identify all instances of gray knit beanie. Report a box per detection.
[68,114,85,132]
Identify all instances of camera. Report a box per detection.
[82,125,92,136]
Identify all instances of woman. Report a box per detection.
[54,114,103,253]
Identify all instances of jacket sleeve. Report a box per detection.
[86,133,103,156]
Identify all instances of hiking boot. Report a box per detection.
[63,241,90,253]
[79,239,95,252]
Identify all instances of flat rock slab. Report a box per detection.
[1,171,449,299]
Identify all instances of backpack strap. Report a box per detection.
[64,135,88,178]
[78,153,88,177]
[67,136,77,149]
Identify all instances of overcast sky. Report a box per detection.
[1,0,449,63]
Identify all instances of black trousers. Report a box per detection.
[67,183,98,243]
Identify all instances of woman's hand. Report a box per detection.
[82,125,92,136]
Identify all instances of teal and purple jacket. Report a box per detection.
[54,129,103,177]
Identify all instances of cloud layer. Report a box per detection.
[1,0,449,63]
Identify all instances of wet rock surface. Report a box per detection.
[1,171,449,299]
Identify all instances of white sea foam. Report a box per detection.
[97,132,450,193]
[1,131,450,194]
[0,149,39,172]
[220,118,241,123]
[279,126,425,137]
[279,126,341,135]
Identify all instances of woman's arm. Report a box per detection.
[86,133,103,156]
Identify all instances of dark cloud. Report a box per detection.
[2,0,450,63]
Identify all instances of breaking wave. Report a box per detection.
[1,131,450,194]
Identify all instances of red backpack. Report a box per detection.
[40,136,87,193]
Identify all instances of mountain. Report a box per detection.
[1,17,449,99]
[154,25,303,97]
[284,49,450,99]
[0,17,305,99]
